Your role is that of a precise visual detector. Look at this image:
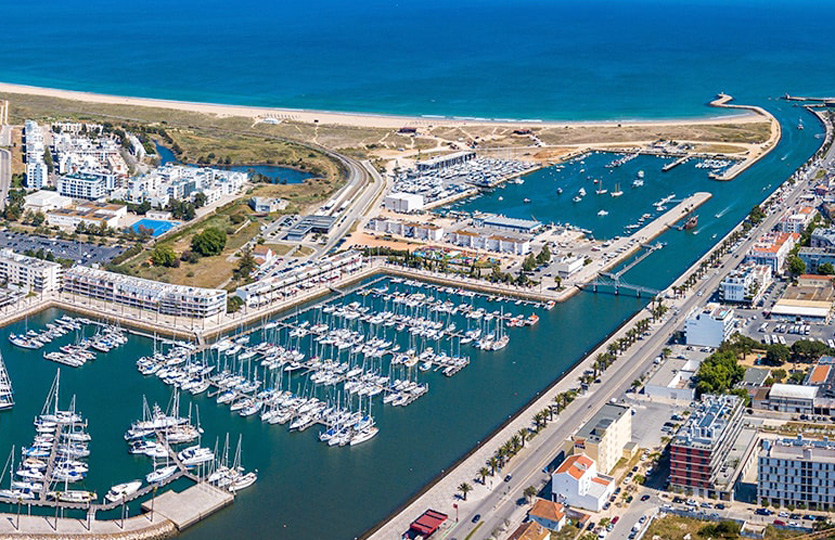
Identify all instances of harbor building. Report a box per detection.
[473,214,543,235]
[62,265,227,319]
[798,246,835,273]
[23,190,73,214]
[528,499,566,532]
[811,226,835,248]
[718,263,772,304]
[384,192,425,213]
[554,256,584,279]
[551,454,615,512]
[415,151,475,172]
[567,403,632,475]
[683,304,734,348]
[507,520,551,540]
[0,248,62,292]
[669,394,744,499]
[746,232,800,274]
[235,251,363,308]
[758,436,835,510]
[369,217,445,242]
[446,229,531,255]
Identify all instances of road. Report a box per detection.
[445,115,834,539]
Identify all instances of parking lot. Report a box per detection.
[0,230,125,265]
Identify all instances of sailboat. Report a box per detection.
[0,351,13,411]
[610,183,623,197]
[595,179,607,195]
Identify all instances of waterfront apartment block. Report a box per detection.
[446,229,531,255]
[683,304,735,348]
[567,403,632,475]
[235,251,364,308]
[63,266,227,319]
[758,436,835,510]
[719,263,772,304]
[746,232,800,274]
[0,248,62,293]
[368,217,444,242]
[669,394,744,499]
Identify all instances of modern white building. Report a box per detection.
[62,266,227,319]
[23,190,73,214]
[746,232,800,274]
[778,206,816,234]
[24,120,47,189]
[684,304,735,347]
[46,202,127,230]
[719,263,772,304]
[249,197,287,213]
[0,249,62,293]
[57,172,111,200]
[384,192,425,213]
[550,454,614,512]
[643,357,701,402]
[369,218,444,242]
[758,436,835,510]
[446,229,531,255]
[554,256,584,279]
[766,383,818,414]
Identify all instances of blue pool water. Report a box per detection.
[132,219,180,236]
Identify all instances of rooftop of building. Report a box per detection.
[0,248,63,270]
[507,521,550,540]
[769,383,819,400]
[476,213,542,230]
[672,394,741,450]
[575,402,631,444]
[529,498,565,523]
[741,367,771,388]
[762,436,835,464]
[645,357,700,391]
[751,232,800,254]
[555,454,595,480]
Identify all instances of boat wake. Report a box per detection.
[714,205,732,219]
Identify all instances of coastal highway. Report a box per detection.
[441,125,833,539]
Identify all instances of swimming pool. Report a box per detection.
[132,219,180,237]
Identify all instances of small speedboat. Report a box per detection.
[105,480,142,503]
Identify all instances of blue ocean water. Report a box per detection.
[2,0,835,120]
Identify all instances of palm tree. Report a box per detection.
[517,428,529,447]
[523,485,539,502]
[458,482,472,501]
[510,434,521,452]
[488,457,499,475]
[478,467,490,485]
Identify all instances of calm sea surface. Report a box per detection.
[0,2,833,539]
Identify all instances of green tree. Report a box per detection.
[193,192,208,208]
[43,149,54,173]
[819,262,835,275]
[522,253,537,272]
[788,255,806,277]
[234,247,257,281]
[226,295,244,313]
[791,339,832,363]
[191,227,227,256]
[695,349,745,396]
[771,369,787,382]
[748,205,766,225]
[536,245,551,265]
[523,485,538,502]
[150,245,178,267]
[764,343,791,366]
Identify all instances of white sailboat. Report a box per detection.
[610,183,623,197]
[0,352,13,411]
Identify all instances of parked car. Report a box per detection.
[641,494,651,502]
[472,514,481,524]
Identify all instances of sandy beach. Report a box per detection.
[0,81,763,130]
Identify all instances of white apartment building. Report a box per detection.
[369,217,444,242]
[551,454,614,512]
[758,437,835,510]
[123,164,247,205]
[746,232,800,274]
[446,229,531,255]
[26,160,48,189]
[719,263,773,304]
[0,249,62,292]
[684,304,735,347]
[778,206,816,234]
[62,266,227,319]
[235,252,364,309]
[57,172,111,200]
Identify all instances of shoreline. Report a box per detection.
[0,82,762,129]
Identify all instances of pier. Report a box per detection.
[662,155,689,172]
[141,484,233,531]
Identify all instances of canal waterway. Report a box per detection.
[0,101,825,540]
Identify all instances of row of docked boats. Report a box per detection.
[8,316,88,350]
[0,370,96,504]
[0,352,12,411]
